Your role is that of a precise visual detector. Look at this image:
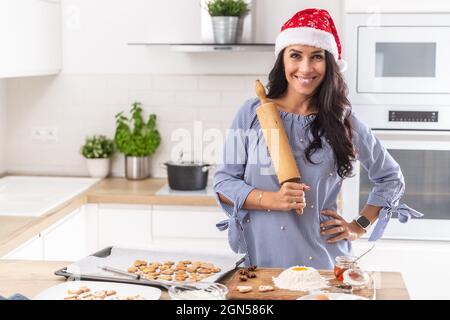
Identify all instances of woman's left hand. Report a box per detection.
[319,209,366,243]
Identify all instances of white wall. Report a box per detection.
[5,74,266,176]
[60,0,342,74]
[0,80,6,174]
[3,0,343,177]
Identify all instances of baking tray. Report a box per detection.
[55,246,246,288]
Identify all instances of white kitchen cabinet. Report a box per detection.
[152,205,227,239]
[97,204,152,249]
[42,207,87,261]
[151,205,228,254]
[84,204,99,254]
[344,0,450,13]
[2,234,44,260]
[0,0,61,78]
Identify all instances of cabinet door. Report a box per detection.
[150,205,229,254]
[152,205,227,239]
[2,235,44,260]
[0,0,61,77]
[98,204,151,249]
[42,208,87,261]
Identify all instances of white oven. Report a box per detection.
[344,12,450,130]
[342,12,450,240]
[341,130,450,241]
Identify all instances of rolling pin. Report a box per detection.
[255,80,303,214]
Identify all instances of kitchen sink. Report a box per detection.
[0,176,99,217]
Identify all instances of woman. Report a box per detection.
[213,8,422,269]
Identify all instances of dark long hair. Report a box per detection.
[266,49,356,178]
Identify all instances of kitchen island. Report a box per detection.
[0,260,410,300]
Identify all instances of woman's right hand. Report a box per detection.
[267,182,310,212]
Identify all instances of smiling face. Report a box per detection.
[283,45,326,97]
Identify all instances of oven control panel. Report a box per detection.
[389,111,438,122]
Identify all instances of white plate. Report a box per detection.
[34,281,161,300]
[297,293,369,300]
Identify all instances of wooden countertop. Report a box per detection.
[0,260,410,300]
[87,178,216,206]
[0,177,216,257]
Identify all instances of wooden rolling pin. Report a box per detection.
[255,80,303,214]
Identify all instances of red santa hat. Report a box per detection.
[275,8,347,72]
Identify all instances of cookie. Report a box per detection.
[237,286,253,293]
[127,267,138,273]
[133,260,147,267]
[161,269,174,275]
[93,290,107,299]
[258,285,274,292]
[186,266,198,273]
[175,265,187,271]
[141,268,154,274]
[197,268,212,274]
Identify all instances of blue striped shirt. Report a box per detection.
[213,97,423,269]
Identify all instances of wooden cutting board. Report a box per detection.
[226,268,375,300]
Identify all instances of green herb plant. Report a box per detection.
[80,135,115,159]
[114,102,161,157]
[205,0,249,17]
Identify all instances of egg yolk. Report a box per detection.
[292,267,309,271]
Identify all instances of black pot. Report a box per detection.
[162,161,213,191]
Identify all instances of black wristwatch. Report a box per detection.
[354,215,371,230]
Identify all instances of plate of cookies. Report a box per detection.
[34,281,161,300]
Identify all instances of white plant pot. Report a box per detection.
[86,158,110,178]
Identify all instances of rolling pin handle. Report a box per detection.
[255,80,268,104]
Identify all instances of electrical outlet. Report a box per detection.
[31,127,45,141]
[30,127,59,142]
[45,127,58,142]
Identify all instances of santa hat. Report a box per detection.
[275,8,347,72]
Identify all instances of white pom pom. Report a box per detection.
[337,59,348,73]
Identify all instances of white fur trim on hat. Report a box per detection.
[337,58,347,72]
[275,27,338,60]
[275,27,348,71]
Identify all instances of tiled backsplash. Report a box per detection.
[4,74,267,177]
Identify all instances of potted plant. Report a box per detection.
[205,0,249,44]
[80,135,115,178]
[114,102,161,180]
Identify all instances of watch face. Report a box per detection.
[357,216,371,228]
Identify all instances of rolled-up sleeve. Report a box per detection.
[214,99,257,253]
[352,113,423,241]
